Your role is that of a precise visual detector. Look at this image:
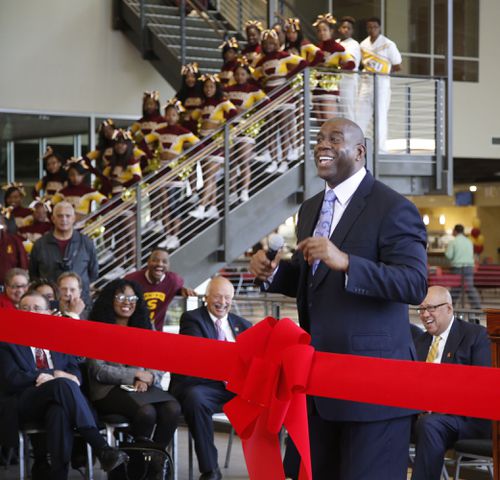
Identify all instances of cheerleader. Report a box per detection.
[2,183,33,229]
[51,158,107,221]
[17,200,52,249]
[313,13,355,120]
[219,37,241,88]
[85,118,116,170]
[225,58,268,204]
[176,63,204,135]
[189,74,237,220]
[253,29,306,173]
[130,91,166,155]
[33,146,67,200]
[284,18,324,66]
[154,100,200,250]
[241,20,263,65]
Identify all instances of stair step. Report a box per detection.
[149,23,229,39]
[157,33,224,47]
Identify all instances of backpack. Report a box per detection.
[107,442,173,480]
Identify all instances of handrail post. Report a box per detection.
[372,73,378,178]
[435,79,444,191]
[237,0,243,35]
[405,84,411,154]
[303,68,311,201]
[180,0,187,67]
[135,182,142,270]
[139,0,146,56]
[222,123,231,262]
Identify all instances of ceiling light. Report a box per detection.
[439,214,446,225]
[469,185,477,192]
[423,214,430,226]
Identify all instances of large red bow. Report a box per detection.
[225,318,313,480]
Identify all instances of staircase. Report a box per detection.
[82,68,449,289]
[113,0,242,87]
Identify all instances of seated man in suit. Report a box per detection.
[0,291,128,480]
[411,285,492,480]
[169,276,252,480]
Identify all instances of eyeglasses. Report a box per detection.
[114,294,139,304]
[19,305,47,313]
[416,303,448,315]
[7,284,28,290]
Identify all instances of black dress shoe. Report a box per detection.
[98,446,129,472]
[199,467,222,480]
[31,459,52,480]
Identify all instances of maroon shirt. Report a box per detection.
[0,231,29,285]
[125,270,184,331]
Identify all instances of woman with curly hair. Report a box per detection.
[86,279,180,448]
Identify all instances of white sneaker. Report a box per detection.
[255,150,272,163]
[189,205,206,219]
[287,147,300,161]
[158,235,180,250]
[265,161,278,174]
[205,206,220,219]
[240,189,249,202]
[277,161,289,174]
[229,192,239,205]
[187,192,200,204]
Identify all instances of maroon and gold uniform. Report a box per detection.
[286,40,324,66]
[33,172,67,200]
[253,51,306,94]
[155,124,199,161]
[241,44,262,65]
[220,59,239,88]
[10,206,33,229]
[17,220,51,244]
[51,184,107,216]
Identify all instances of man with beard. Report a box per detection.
[125,247,195,331]
[169,276,251,480]
[250,118,427,479]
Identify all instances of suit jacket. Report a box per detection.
[414,318,491,367]
[0,342,83,446]
[268,172,428,422]
[169,306,252,393]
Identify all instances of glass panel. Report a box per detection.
[326,0,381,41]
[434,58,479,82]
[400,55,431,76]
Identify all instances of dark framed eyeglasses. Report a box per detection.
[114,294,139,304]
[416,303,448,315]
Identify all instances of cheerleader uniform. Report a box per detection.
[33,171,67,200]
[51,184,107,217]
[9,205,33,229]
[102,155,143,197]
[17,220,52,245]
[314,39,355,100]
[241,43,262,65]
[177,88,204,135]
[286,40,324,66]
[219,59,239,88]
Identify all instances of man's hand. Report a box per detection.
[297,237,349,272]
[135,370,154,385]
[36,373,54,387]
[249,250,281,282]
[61,295,86,316]
[53,370,80,385]
[180,287,197,297]
[134,380,149,392]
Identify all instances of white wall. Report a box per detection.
[453,0,500,159]
[0,0,175,117]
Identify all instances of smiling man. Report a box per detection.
[250,118,428,480]
[411,286,491,480]
[125,247,195,330]
[169,276,252,480]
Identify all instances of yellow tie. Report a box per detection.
[426,335,441,363]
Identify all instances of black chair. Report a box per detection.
[453,438,493,479]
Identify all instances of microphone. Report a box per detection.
[254,233,285,287]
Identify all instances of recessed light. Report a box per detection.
[469,185,477,192]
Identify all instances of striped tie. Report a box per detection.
[215,319,226,341]
[312,189,336,274]
[426,336,441,363]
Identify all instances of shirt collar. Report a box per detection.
[145,270,165,284]
[436,316,454,344]
[325,167,367,206]
[208,311,229,326]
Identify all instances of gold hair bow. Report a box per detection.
[261,29,279,41]
[164,98,186,113]
[181,62,199,75]
[29,197,52,213]
[285,18,301,31]
[43,146,55,160]
[0,204,13,219]
[219,37,240,50]
[200,73,221,83]
[2,182,26,197]
[244,20,263,32]
[143,90,160,102]
[313,13,337,27]
[98,118,115,132]
[64,157,89,171]
[112,129,133,142]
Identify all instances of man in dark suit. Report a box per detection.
[411,286,491,480]
[0,291,128,480]
[170,276,252,480]
[250,118,428,480]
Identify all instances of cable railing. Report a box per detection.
[80,67,446,290]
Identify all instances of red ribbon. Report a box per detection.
[1,309,500,480]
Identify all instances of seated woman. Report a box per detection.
[87,279,181,448]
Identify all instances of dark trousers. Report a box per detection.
[450,266,481,309]
[285,412,412,480]
[173,382,233,474]
[411,413,491,480]
[18,378,100,480]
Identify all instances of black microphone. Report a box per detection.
[254,233,285,287]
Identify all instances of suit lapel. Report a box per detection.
[299,192,324,240]
[416,334,432,362]
[312,173,374,289]
[16,345,37,371]
[228,314,243,338]
[441,320,462,364]
[201,307,217,340]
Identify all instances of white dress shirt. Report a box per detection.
[30,347,54,369]
[337,37,361,70]
[429,316,454,364]
[208,311,235,342]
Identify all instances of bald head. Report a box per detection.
[205,276,234,319]
[418,286,454,336]
[314,118,366,188]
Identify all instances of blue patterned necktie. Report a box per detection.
[311,189,336,274]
